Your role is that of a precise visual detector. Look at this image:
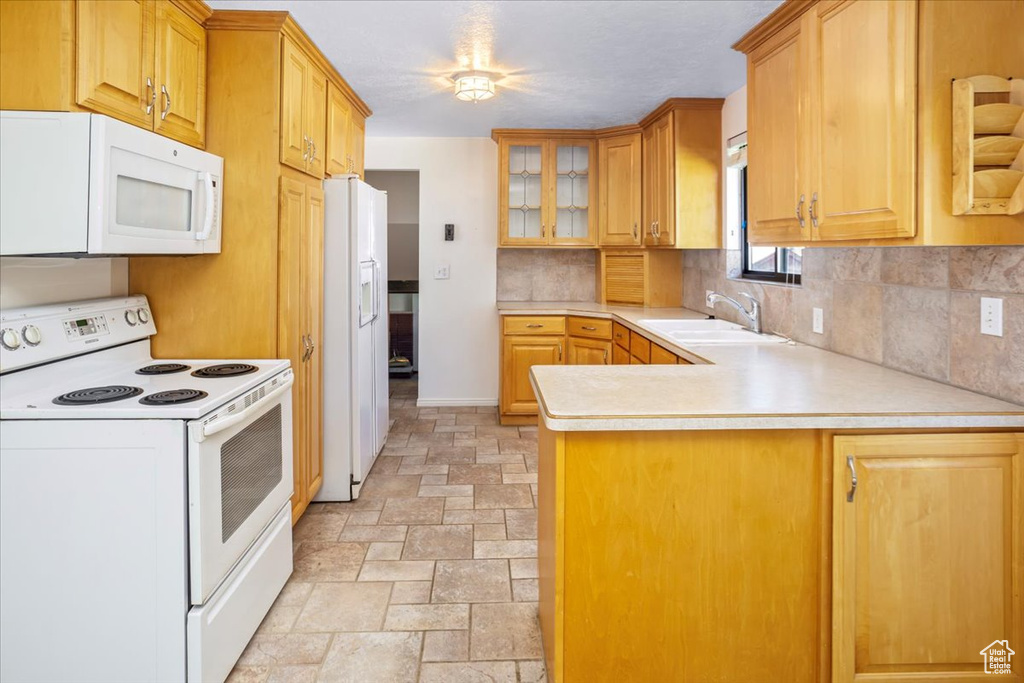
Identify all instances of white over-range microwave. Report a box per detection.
[0,110,223,256]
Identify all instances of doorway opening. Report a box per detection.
[364,170,419,401]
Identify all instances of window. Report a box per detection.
[728,137,801,285]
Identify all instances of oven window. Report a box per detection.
[116,175,192,232]
[220,404,283,542]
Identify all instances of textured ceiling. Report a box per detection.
[207,0,782,137]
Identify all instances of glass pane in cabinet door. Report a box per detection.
[554,145,589,238]
[507,144,543,239]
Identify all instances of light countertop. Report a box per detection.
[498,301,1024,431]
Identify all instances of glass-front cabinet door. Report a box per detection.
[502,141,547,245]
[498,137,596,247]
[550,140,596,245]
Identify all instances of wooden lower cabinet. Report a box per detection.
[278,177,324,521]
[538,427,1023,682]
[649,343,676,365]
[612,343,630,365]
[500,330,563,422]
[833,433,1023,682]
[566,337,611,366]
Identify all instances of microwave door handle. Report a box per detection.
[193,376,294,442]
[195,171,215,241]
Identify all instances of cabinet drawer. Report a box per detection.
[629,331,650,363]
[612,322,630,349]
[503,316,565,336]
[650,344,677,365]
[568,316,612,340]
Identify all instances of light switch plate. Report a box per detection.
[812,307,824,335]
[981,297,1003,337]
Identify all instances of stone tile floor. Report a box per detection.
[228,376,548,683]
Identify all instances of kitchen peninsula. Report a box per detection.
[515,304,1024,683]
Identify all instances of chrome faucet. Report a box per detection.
[706,291,762,334]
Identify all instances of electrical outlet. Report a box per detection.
[981,297,1003,337]
[812,307,824,335]
[434,265,450,280]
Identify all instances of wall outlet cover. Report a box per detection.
[812,307,824,335]
[434,265,450,280]
[980,297,1003,337]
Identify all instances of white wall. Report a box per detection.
[365,137,498,406]
[721,85,747,251]
[0,258,128,309]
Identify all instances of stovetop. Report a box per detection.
[1,342,290,421]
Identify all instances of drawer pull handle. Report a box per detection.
[582,326,597,331]
[846,456,857,502]
[526,324,544,328]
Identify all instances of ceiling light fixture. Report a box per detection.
[452,71,497,102]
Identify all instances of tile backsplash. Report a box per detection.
[496,249,597,302]
[683,246,1024,405]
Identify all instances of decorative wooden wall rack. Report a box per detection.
[952,75,1023,215]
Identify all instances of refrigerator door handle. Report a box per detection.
[373,259,382,323]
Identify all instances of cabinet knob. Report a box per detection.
[632,222,638,240]
[526,324,543,328]
[796,194,806,228]
[303,136,309,161]
[809,192,819,229]
[846,455,858,502]
[145,77,156,115]
[582,326,597,331]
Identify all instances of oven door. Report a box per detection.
[89,114,223,255]
[186,369,294,605]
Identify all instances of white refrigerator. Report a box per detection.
[317,176,389,501]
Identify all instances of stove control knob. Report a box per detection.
[1,328,21,350]
[125,309,138,326]
[137,308,150,324]
[21,325,42,347]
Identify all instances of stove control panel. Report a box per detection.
[63,315,110,341]
[0,296,156,374]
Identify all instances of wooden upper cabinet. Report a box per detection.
[739,0,917,244]
[599,132,642,246]
[500,138,549,246]
[305,63,327,179]
[747,21,807,244]
[280,37,310,173]
[326,82,352,176]
[349,112,365,178]
[550,139,596,245]
[833,433,1023,681]
[806,0,916,241]
[76,0,155,129]
[498,136,597,247]
[640,103,723,249]
[153,0,206,147]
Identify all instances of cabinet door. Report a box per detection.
[153,1,205,147]
[805,0,916,241]
[326,83,351,176]
[501,336,562,414]
[612,343,630,365]
[641,123,659,246]
[833,433,1023,681]
[650,344,676,365]
[652,115,675,246]
[304,63,327,179]
[500,140,548,246]
[599,133,642,246]
[304,185,325,502]
[278,177,309,520]
[550,140,596,245]
[746,21,808,243]
[349,113,365,179]
[566,337,611,366]
[280,38,309,173]
[76,0,154,128]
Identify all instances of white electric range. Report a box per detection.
[0,295,294,683]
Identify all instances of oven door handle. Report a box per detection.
[194,376,294,442]
[194,171,216,242]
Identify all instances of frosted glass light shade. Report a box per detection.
[453,72,496,102]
